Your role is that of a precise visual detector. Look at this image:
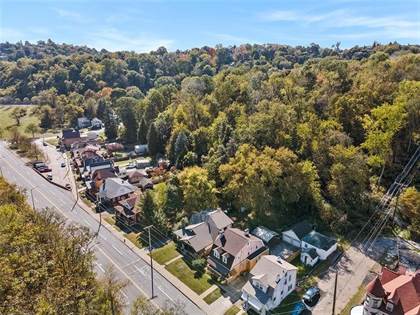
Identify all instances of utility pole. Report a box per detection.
[145,225,155,299]
[332,269,338,315]
[30,186,38,209]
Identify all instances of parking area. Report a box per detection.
[35,138,71,189]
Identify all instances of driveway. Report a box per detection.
[312,246,378,314]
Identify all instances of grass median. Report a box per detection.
[203,287,223,304]
[149,242,180,265]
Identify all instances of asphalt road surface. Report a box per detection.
[0,142,205,315]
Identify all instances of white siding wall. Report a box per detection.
[282,231,301,247]
[301,241,337,260]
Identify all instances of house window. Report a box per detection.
[222,255,228,264]
[213,249,220,259]
[288,284,292,291]
[386,302,393,312]
[289,274,291,282]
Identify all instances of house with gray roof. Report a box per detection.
[301,230,337,265]
[207,228,268,281]
[174,209,233,258]
[281,221,314,247]
[241,255,298,315]
[98,178,136,206]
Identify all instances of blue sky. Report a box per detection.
[1,0,419,52]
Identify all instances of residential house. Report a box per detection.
[88,160,114,176]
[62,129,81,149]
[106,142,124,154]
[91,118,103,130]
[77,117,91,129]
[174,209,233,258]
[300,231,337,266]
[282,221,313,248]
[134,144,148,155]
[207,228,268,282]
[252,226,299,262]
[114,194,141,226]
[98,178,136,206]
[174,222,214,257]
[359,266,420,315]
[136,157,152,169]
[241,255,298,315]
[80,145,103,171]
[88,168,117,195]
[127,170,148,184]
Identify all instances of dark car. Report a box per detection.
[47,174,53,181]
[38,167,52,173]
[303,287,321,308]
[43,142,48,146]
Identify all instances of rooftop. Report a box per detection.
[302,230,336,251]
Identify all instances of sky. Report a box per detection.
[1,0,419,52]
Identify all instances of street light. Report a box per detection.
[30,186,38,209]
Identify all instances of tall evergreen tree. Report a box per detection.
[104,110,118,140]
[147,123,163,157]
[137,118,147,144]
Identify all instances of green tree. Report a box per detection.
[25,122,39,138]
[178,166,217,215]
[147,122,163,157]
[140,190,156,224]
[104,110,118,141]
[11,107,27,126]
[117,97,138,143]
[399,187,420,239]
[137,117,148,144]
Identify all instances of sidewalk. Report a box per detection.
[66,163,219,314]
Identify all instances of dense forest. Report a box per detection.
[0,177,184,315]
[0,40,419,239]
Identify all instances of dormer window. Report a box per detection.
[386,302,394,312]
[222,253,228,264]
[213,249,220,259]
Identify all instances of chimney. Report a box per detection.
[244,228,250,237]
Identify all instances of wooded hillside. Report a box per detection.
[1,41,419,238]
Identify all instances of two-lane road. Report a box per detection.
[0,142,205,315]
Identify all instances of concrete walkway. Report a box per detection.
[199,284,218,298]
[65,163,229,315]
[164,255,182,266]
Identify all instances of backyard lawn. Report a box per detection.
[339,283,366,315]
[203,287,223,304]
[165,258,213,295]
[150,242,180,265]
[0,105,39,138]
[223,305,240,315]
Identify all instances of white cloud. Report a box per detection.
[259,9,420,40]
[55,8,82,20]
[86,28,174,52]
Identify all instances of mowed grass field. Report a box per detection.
[0,105,40,138]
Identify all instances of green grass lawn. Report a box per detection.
[0,105,40,138]
[150,242,180,265]
[165,258,213,295]
[223,305,240,315]
[45,137,59,146]
[271,291,301,314]
[339,284,366,315]
[103,215,121,232]
[125,232,143,249]
[203,287,223,304]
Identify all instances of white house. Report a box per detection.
[300,231,337,266]
[241,255,297,315]
[282,221,313,248]
[77,117,91,129]
[91,118,103,129]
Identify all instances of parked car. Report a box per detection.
[38,167,52,173]
[302,287,321,308]
[65,183,71,189]
[127,162,136,169]
[291,302,310,315]
[43,142,47,146]
[47,174,53,181]
[61,162,66,167]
